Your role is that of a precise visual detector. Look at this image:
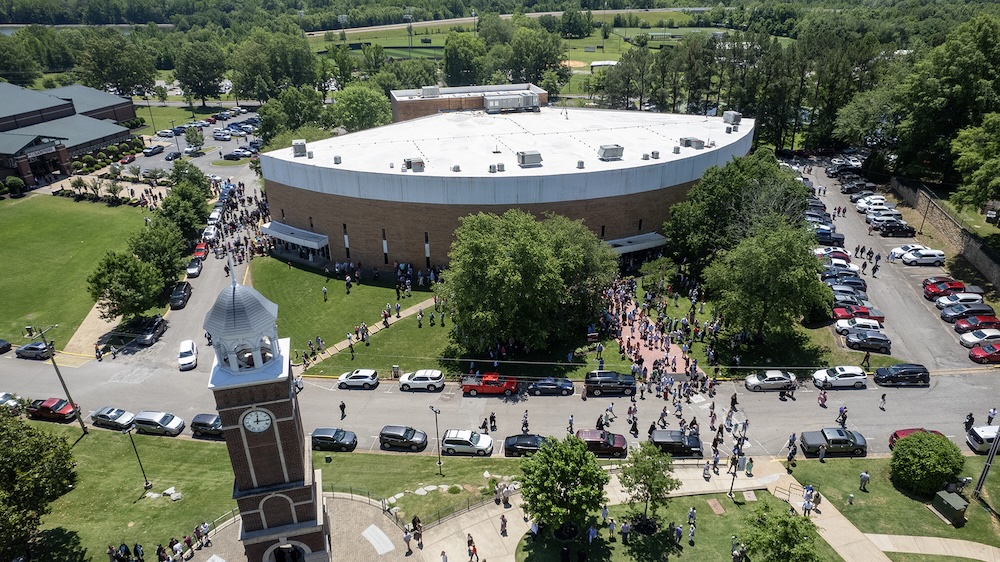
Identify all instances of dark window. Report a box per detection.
[638,219,643,231]
[280,208,285,219]
[343,224,348,235]
[309,216,313,228]
[600,225,605,238]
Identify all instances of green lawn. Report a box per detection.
[0,195,145,346]
[791,456,1000,549]
[36,422,236,561]
[886,554,985,562]
[516,491,843,561]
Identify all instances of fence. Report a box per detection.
[891,178,1000,287]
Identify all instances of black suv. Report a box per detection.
[169,281,193,309]
[649,429,704,458]
[379,425,428,451]
[190,414,224,438]
[874,363,930,387]
[880,223,916,237]
[584,370,637,396]
[815,231,845,247]
[136,315,167,346]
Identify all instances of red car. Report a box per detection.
[205,117,216,124]
[193,243,209,260]
[119,154,136,164]
[955,315,1000,334]
[814,248,851,262]
[922,276,954,288]
[833,305,886,322]
[26,397,80,421]
[970,344,1000,364]
[889,428,945,449]
[923,281,965,300]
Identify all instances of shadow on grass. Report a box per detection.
[947,255,1000,303]
[718,327,827,370]
[520,526,615,561]
[622,512,685,562]
[30,527,89,562]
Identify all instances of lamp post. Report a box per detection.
[144,96,157,133]
[404,8,414,59]
[24,325,87,436]
[471,9,477,36]
[168,119,182,154]
[429,406,443,476]
[123,427,153,490]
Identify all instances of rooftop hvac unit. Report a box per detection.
[497,163,505,172]
[577,160,585,169]
[673,146,681,154]
[404,158,425,172]
[651,151,660,159]
[690,139,705,150]
[292,139,307,157]
[421,86,440,98]
[451,165,461,172]
[679,137,693,147]
[597,144,624,161]
[517,150,542,167]
[489,164,497,173]
[334,155,342,164]
[307,151,313,159]
[723,110,742,125]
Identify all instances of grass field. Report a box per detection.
[886,554,984,562]
[0,195,145,347]
[791,456,1000,549]
[516,491,844,561]
[35,422,236,562]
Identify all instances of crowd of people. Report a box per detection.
[105,522,212,562]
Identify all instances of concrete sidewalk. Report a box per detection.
[867,534,1000,561]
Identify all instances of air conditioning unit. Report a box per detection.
[404,158,425,172]
[292,139,307,157]
[651,151,660,159]
[307,151,313,159]
[642,153,650,160]
[723,110,742,125]
[489,164,497,173]
[497,163,505,172]
[673,146,681,154]
[726,126,732,134]
[516,151,542,167]
[451,165,461,172]
[421,86,440,98]
[597,144,624,161]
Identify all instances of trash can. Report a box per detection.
[392,365,400,379]
[737,455,747,470]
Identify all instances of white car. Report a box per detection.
[812,366,868,389]
[156,129,174,137]
[441,429,494,456]
[0,392,20,412]
[213,132,232,141]
[399,369,444,392]
[936,293,984,310]
[825,258,860,274]
[890,244,926,256]
[855,196,886,212]
[178,339,198,371]
[202,225,219,242]
[835,317,883,335]
[861,203,892,215]
[902,249,945,266]
[338,368,379,389]
[960,329,1000,348]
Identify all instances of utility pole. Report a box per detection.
[25,325,87,436]
[404,8,414,60]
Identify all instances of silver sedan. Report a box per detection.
[744,370,797,392]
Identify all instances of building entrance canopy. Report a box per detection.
[605,232,667,255]
[261,222,329,250]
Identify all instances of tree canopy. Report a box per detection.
[519,436,610,529]
[950,113,1000,211]
[739,501,821,562]
[442,210,617,354]
[128,216,186,289]
[618,442,681,516]
[890,431,965,496]
[174,40,227,105]
[332,83,392,132]
[87,251,163,320]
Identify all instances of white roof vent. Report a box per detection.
[598,144,624,161]
[577,160,585,169]
[642,153,650,160]
[673,146,681,154]
[489,164,497,173]
[334,155,342,164]
[651,151,660,159]
[292,139,307,157]
[451,165,461,172]
[497,163,505,172]
[307,151,313,159]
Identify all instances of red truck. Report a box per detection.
[461,373,519,396]
[26,397,80,422]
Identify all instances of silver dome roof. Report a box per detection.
[203,283,278,337]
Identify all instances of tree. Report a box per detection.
[158,183,207,240]
[950,113,1000,211]
[332,83,391,133]
[105,179,124,203]
[890,431,965,496]
[5,176,25,197]
[174,41,226,106]
[560,9,592,39]
[520,436,609,530]
[0,411,76,561]
[704,219,830,338]
[184,127,204,151]
[444,33,486,86]
[170,160,211,200]
[76,30,154,96]
[87,251,163,320]
[739,501,820,562]
[128,217,185,288]
[618,442,681,516]
[0,35,42,86]
[154,85,168,104]
[508,27,566,84]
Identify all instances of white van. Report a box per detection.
[967,425,998,453]
[835,317,883,335]
[902,249,946,266]
[207,209,222,225]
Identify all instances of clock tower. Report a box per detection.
[203,282,330,562]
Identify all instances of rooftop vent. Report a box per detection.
[597,144,624,161]
[334,155,342,164]
[577,160,585,169]
[497,163,505,172]
[642,153,650,160]
[516,151,542,167]
[673,146,681,154]
[451,165,461,172]
[726,126,732,134]
[651,151,660,159]
[307,151,313,159]
[292,139,307,157]
[733,124,739,132]
[489,164,497,173]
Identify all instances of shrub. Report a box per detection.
[97,152,108,161]
[71,161,85,171]
[890,431,965,496]
[82,155,96,166]
[5,176,26,196]
[119,142,131,152]
[106,145,119,157]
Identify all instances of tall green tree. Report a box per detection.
[76,30,154,95]
[890,432,965,496]
[128,216,185,288]
[87,251,163,320]
[508,27,566,84]
[0,35,42,86]
[0,411,76,562]
[520,436,610,529]
[618,442,682,516]
[332,83,391,132]
[559,9,592,39]
[739,502,821,562]
[184,127,204,150]
[174,40,226,106]
[158,182,208,240]
[950,113,1000,211]
[444,33,486,86]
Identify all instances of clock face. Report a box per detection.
[243,410,273,433]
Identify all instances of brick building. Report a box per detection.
[390,83,548,122]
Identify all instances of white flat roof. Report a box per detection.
[390,83,545,102]
[264,107,753,179]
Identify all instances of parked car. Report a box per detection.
[829,285,869,301]
[833,305,885,323]
[967,425,999,453]
[855,195,886,212]
[0,339,9,354]
[311,427,358,452]
[193,243,209,260]
[902,249,945,266]
[800,427,867,456]
[833,294,869,308]
[142,145,165,156]
[877,221,915,237]
[136,315,166,346]
[503,434,548,457]
[847,188,875,200]
[0,392,20,413]
[16,341,52,359]
[156,129,174,137]
[177,339,198,370]
[191,413,224,437]
[648,429,704,458]
[169,281,193,309]
[213,132,232,141]
[969,343,1000,364]
[814,248,851,262]
[845,330,892,353]
[165,151,182,161]
[442,429,494,456]
[873,363,930,386]
[575,429,628,458]
[942,303,996,323]
[133,410,185,436]
[379,425,428,451]
[815,230,846,247]
[924,280,966,300]
[867,211,904,226]
[26,398,79,421]
[398,369,444,392]
[955,315,1000,334]
[922,276,954,287]
[202,225,219,242]
[812,366,868,389]
[223,152,242,161]
[120,154,136,164]
[338,369,379,389]
[744,370,796,392]
[824,258,860,274]
[583,371,637,396]
[91,406,136,430]
[826,275,868,292]
[889,428,944,449]
[936,293,984,310]
[186,258,203,278]
[525,377,575,396]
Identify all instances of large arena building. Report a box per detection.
[259,106,754,270]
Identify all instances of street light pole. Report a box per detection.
[429,406,443,476]
[168,119,181,154]
[144,96,157,133]
[25,325,87,435]
[124,428,153,490]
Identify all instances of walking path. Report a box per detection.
[866,534,1000,561]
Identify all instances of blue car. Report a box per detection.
[525,377,575,396]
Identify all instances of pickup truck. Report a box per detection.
[800,427,868,457]
[461,373,518,396]
[26,397,80,422]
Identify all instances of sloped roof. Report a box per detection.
[45,85,130,114]
[14,114,127,150]
[0,82,70,119]
[203,283,278,337]
[0,132,46,155]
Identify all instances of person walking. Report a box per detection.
[966,412,976,431]
[879,393,886,411]
[687,507,697,526]
[404,529,413,555]
[602,505,609,525]
[608,518,617,541]
[861,351,871,370]
[818,444,827,463]
[818,389,828,408]
[730,392,739,412]
[988,407,997,425]
[500,514,508,536]
[322,286,327,301]
[745,457,754,476]
[861,261,868,274]
[860,470,870,492]
[786,447,796,470]
[339,401,346,419]
[567,414,574,433]
[872,264,880,278]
